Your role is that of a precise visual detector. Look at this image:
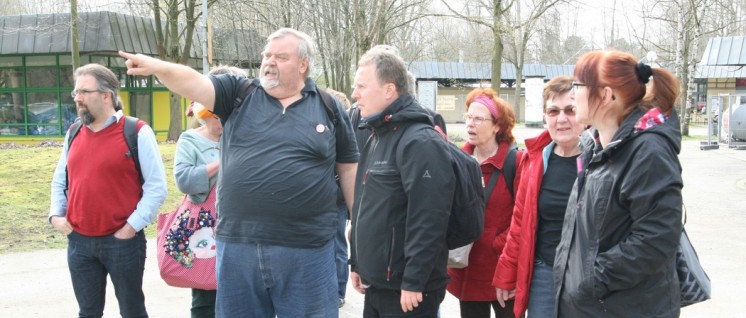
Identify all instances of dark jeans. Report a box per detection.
[191,288,216,318]
[363,286,446,318]
[67,230,147,318]
[459,300,521,318]
[334,203,350,299]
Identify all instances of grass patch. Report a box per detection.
[0,142,183,254]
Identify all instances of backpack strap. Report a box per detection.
[233,79,258,110]
[64,120,84,197]
[502,143,519,196]
[317,88,339,127]
[484,169,500,201]
[123,116,145,185]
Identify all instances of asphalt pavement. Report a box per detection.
[2,124,744,317]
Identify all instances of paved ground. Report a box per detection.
[2,124,744,317]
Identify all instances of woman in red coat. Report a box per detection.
[447,88,524,318]
[493,76,584,317]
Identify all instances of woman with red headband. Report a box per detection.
[447,88,524,318]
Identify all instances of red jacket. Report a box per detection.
[492,130,552,316]
[447,141,524,301]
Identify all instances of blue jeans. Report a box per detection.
[363,286,446,318]
[215,239,337,318]
[334,203,350,299]
[66,230,147,318]
[527,259,555,318]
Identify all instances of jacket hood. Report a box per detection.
[582,107,682,158]
[365,94,434,131]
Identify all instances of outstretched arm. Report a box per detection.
[119,51,216,110]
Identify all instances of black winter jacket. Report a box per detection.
[553,108,683,317]
[349,94,455,293]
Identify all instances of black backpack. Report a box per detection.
[444,141,519,250]
[65,116,144,195]
[443,141,486,249]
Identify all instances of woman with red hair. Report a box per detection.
[447,88,524,318]
[554,50,683,317]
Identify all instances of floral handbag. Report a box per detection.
[156,186,217,290]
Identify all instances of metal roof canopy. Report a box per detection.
[700,36,746,66]
[695,65,746,79]
[407,61,574,82]
[0,11,261,65]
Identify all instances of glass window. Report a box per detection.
[90,55,107,66]
[128,76,150,88]
[129,92,152,124]
[29,123,60,135]
[113,68,127,87]
[27,67,58,88]
[61,101,77,132]
[59,55,72,66]
[0,92,25,124]
[58,93,77,132]
[110,57,125,67]
[60,67,74,88]
[0,68,24,88]
[0,125,26,135]
[78,55,91,65]
[26,55,57,66]
[0,56,22,67]
[27,92,59,124]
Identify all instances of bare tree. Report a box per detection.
[502,0,564,118]
[633,0,715,136]
[439,0,515,93]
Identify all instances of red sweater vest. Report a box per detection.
[67,119,142,236]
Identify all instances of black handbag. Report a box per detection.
[677,208,711,307]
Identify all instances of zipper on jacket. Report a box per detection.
[353,136,379,268]
[598,299,607,312]
[387,226,396,281]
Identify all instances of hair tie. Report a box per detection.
[636,62,653,84]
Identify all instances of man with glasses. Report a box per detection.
[49,63,167,317]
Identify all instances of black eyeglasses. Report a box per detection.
[571,82,588,90]
[545,106,576,117]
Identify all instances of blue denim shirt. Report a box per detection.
[49,111,168,232]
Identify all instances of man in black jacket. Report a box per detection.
[349,48,456,317]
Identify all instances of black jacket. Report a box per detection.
[349,94,455,292]
[553,108,683,317]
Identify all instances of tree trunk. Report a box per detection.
[167,93,182,141]
[492,21,503,96]
[675,1,690,136]
[70,0,80,69]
